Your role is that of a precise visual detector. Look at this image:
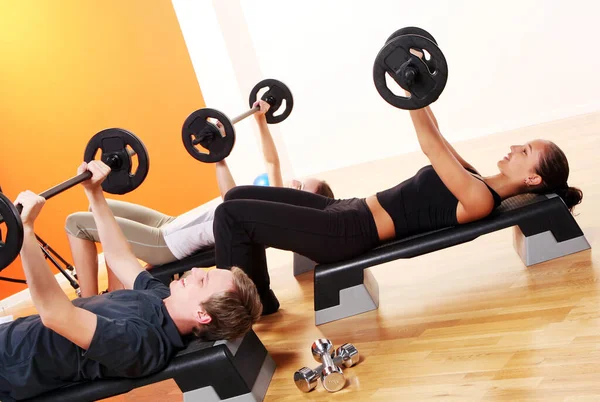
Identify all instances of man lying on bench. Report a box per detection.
[0,161,261,401]
[212,103,583,315]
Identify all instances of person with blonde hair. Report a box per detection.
[66,100,334,297]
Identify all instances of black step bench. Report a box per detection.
[313,193,590,325]
[26,330,275,402]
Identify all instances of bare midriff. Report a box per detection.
[365,195,396,242]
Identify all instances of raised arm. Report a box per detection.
[424,106,477,173]
[409,108,494,220]
[406,47,476,173]
[16,191,97,350]
[253,100,284,187]
[215,100,283,197]
[81,161,144,289]
[216,159,236,198]
[213,119,238,198]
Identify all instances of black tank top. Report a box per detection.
[376,165,501,239]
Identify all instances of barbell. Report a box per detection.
[0,128,149,272]
[182,78,294,163]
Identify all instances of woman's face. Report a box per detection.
[497,139,546,185]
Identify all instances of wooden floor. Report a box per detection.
[3,111,600,401]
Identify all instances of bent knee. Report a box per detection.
[223,185,255,201]
[214,202,229,223]
[65,212,97,241]
[214,200,244,229]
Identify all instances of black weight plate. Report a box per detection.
[182,108,236,163]
[385,27,439,74]
[373,34,448,110]
[249,79,294,124]
[385,27,437,46]
[84,128,150,195]
[0,193,24,272]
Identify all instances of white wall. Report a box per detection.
[173,0,600,184]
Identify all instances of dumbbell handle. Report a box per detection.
[319,350,339,374]
[16,149,136,214]
[313,353,347,375]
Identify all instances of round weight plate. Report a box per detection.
[385,26,437,46]
[373,34,448,110]
[182,108,236,163]
[249,79,294,124]
[385,27,439,75]
[84,128,150,195]
[0,193,24,272]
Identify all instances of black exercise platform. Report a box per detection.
[26,330,274,402]
[313,193,590,325]
[150,248,216,285]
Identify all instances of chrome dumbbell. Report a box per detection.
[312,339,345,392]
[294,341,359,392]
[333,343,360,369]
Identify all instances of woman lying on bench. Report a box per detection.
[65,101,334,298]
[0,161,261,401]
[213,105,583,315]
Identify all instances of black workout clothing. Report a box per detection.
[376,165,502,238]
[213,165,501,303]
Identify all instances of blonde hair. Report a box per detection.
[193,267,262,340]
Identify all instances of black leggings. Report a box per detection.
[213,186,380,295]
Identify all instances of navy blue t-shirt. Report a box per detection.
[0,271,184,400]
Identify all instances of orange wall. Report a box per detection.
[0,1,218,299]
